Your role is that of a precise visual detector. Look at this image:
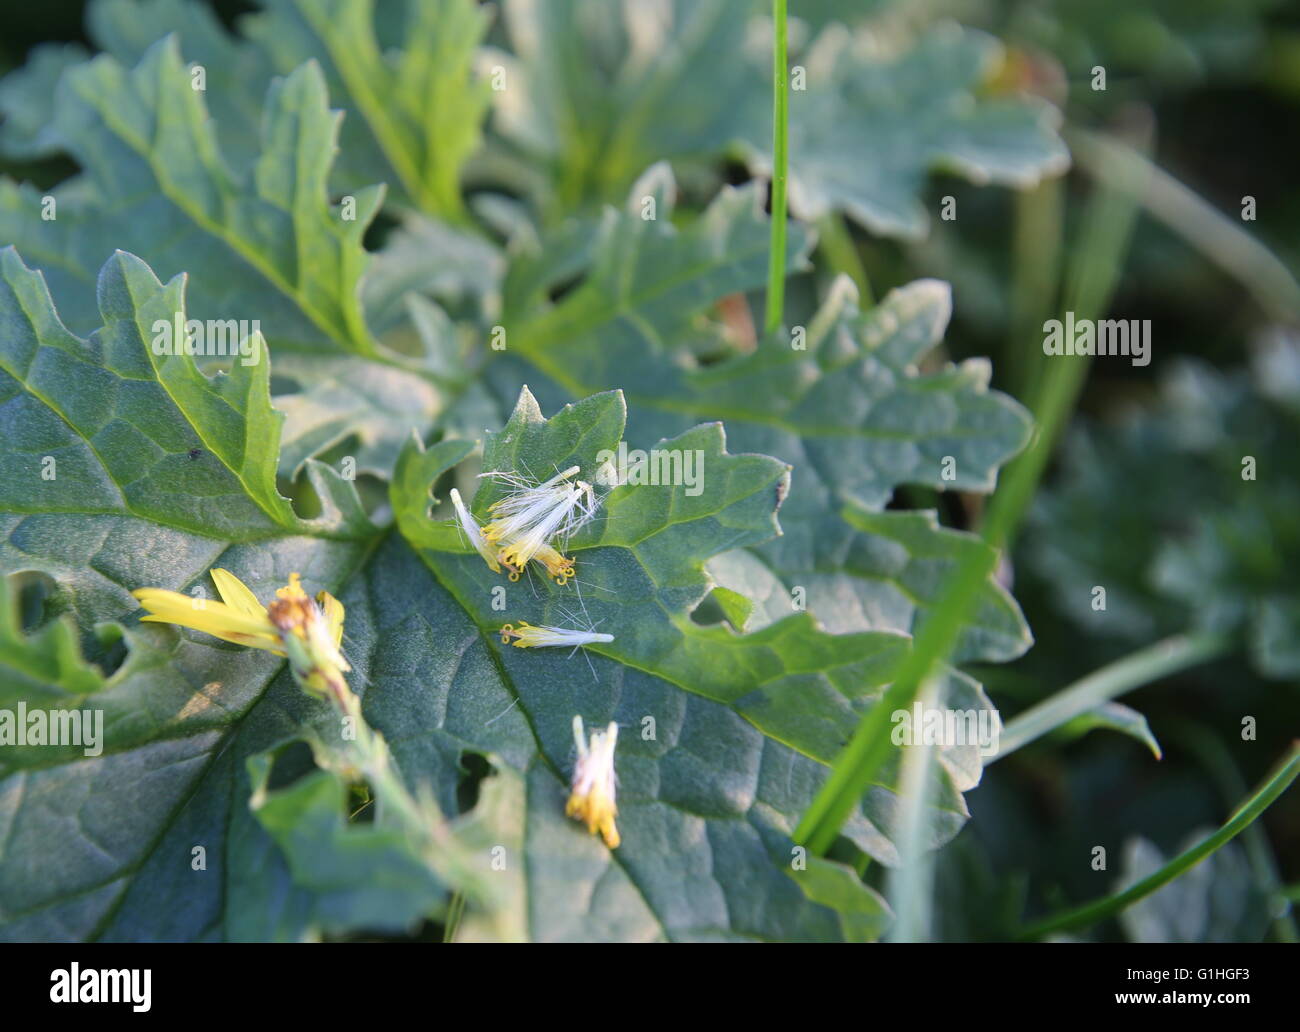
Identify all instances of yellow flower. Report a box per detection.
[565,715,620,848]
[133,570,350,702]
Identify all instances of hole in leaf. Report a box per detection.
[7,571,127,675]
[278,472,323,520]
[264,739,319,792]
[547,273,585,305]
[347,782,376,824]
[689,593,728,626]
[324,919,442,943]
[429,467,459,518]
[92,625,127,678]
[309,433,363,474]
[456,751,493,815]
[10,570,60,632]
[361,206,400,251]
[262,740,378,824]
[719,157,751,187]
[207,0,255,33]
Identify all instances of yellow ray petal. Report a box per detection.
[210,568,265,619]
[132,588,282,653]
[317,591,345,649]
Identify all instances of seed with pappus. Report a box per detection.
[448,464,602,584]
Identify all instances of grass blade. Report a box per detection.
[991,631,1230,762]
[764,0,789,333]
[1069,127,1300,323]
[1017,742,1300,940]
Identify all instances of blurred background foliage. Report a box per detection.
[2,0,1296,941]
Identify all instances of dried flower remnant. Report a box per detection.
[450,487,502,573]
[498,621,614,649]
[566,715,621,849]
[454,464,601,583]
[529,542,577,585]
[492,503,583,581]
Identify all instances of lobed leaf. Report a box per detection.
[0,38,380,351]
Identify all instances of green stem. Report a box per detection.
[884,679,942,941]
[985,124,1150,552]
[764,0,789,334]
[1168,721,1299,943]
[1068,127,1300,323]
[1017,743,1300,940]
[991,632,1231,762]
[815,213,872,306]
[1009,179,1063,401]
[443,891,467,943]
[320,679,490,913]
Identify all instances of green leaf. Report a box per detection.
[709,507,1029,665]
[0,43,89,160]
[707,585,757,631]
[243,0,491,220]
[503,167,809,375]
[84,0,275,174]
[479,171,1032,876]
[738,23,1069,239]
[10,0,491,220]
[0,247,312,538]
[0,16,491,478]
[362,214,503,333]
[271,352,447,483]
[491,0,759,216]
[0,38,380,351]
[0,250,917,942]
[1060,701,1162,759]
[0,576,106,701]
[487,6,1068,235]
[504,179,1029,504]
[246,743,455,936]
[1,2,1071,251]
[0,241,1028,941]
[1011,0,1277,92]
[788,854,892,943]
[497,180,1030,664]
[401,388,877,760]
[0,5,1046,942]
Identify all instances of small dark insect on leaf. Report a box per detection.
[188,448,202,461]
[775,479,788,505]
